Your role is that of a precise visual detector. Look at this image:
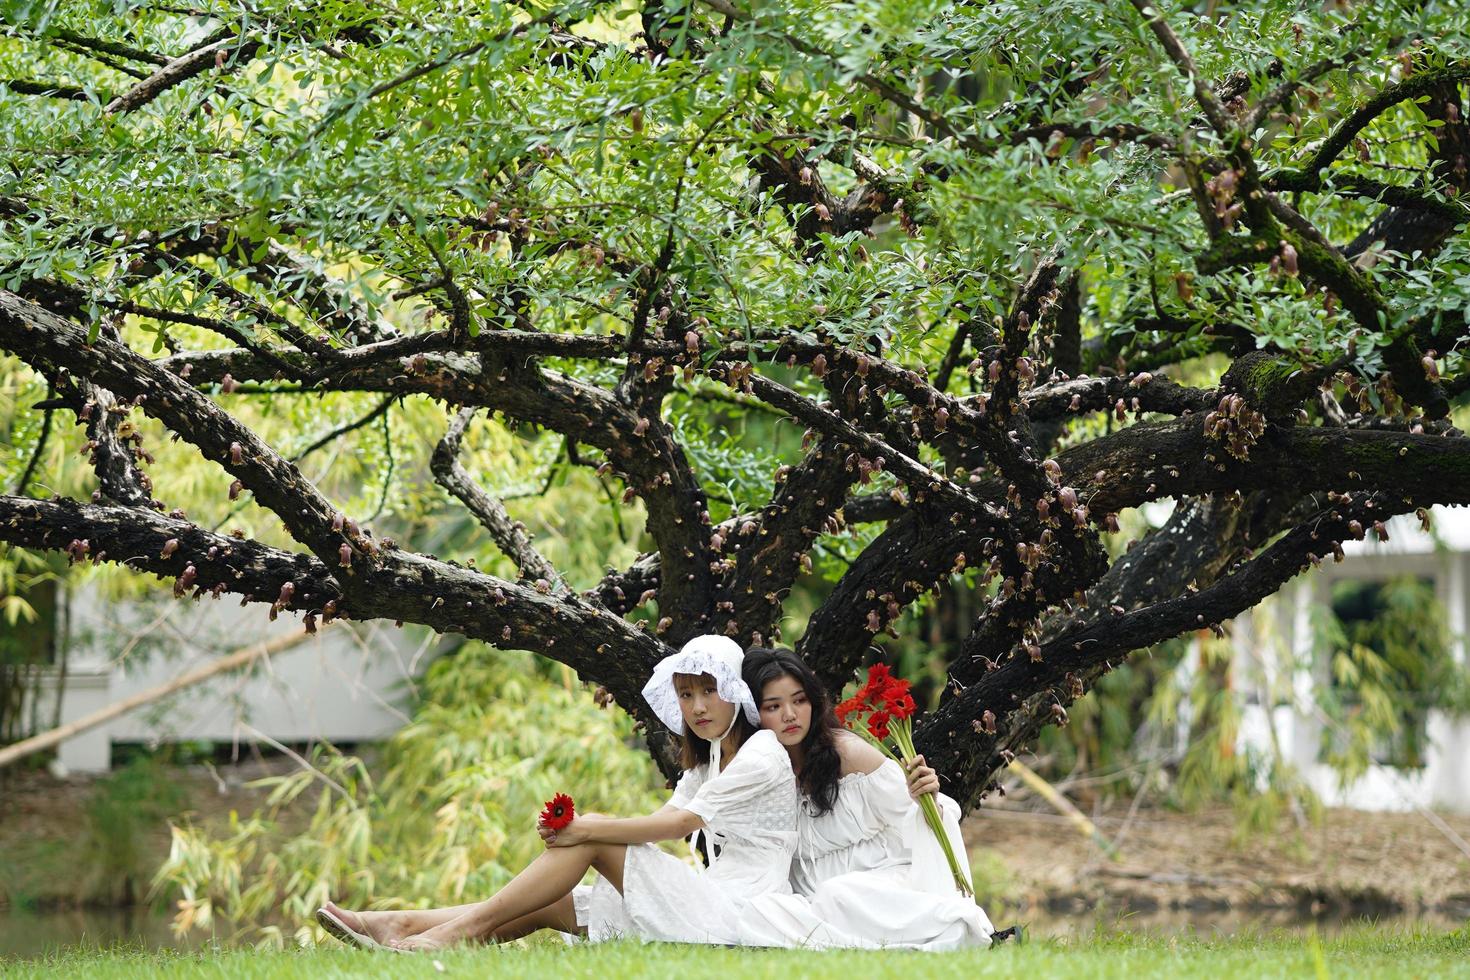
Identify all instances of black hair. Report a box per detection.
[672,671,759,772]
[742,647,842,817]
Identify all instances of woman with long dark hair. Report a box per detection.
[743,647,998,950]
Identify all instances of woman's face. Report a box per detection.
[758,673,812,748]
[674,672,737,737]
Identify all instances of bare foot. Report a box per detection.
[390,933,451,952]
[324,900,408,945]
[388,914,473,952]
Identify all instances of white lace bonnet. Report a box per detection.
[641,634,758,734]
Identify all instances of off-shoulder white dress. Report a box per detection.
[792,758,994,949]
[569,729,815,946]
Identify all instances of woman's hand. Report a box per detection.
[905,754,940,801]
[538,811,605,846]
[542,814,600,848]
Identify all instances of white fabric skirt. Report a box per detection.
[571,843,747,945]
[569,842,880,949]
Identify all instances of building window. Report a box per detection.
[1,572,62,743]
[1319,576,1453,772]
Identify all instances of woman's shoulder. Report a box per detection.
[712,729,791,781]
[833,730,888,776]
[742,727,788,760]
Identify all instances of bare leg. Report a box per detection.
[393,843,625,950]
[330,894,585,944]
[484,893,581,941]
[324,900,480,944]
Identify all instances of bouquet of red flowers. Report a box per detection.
[836,664,973,896]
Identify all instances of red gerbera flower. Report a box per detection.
[539,792,576,831]
[835,695,864,724]
[885,689,917,720]
[861,663,894,700]
[867,709,891,741]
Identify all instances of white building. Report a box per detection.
[16,587,433,774]
[1217,505,1470,814]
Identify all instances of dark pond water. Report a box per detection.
[0,907,210,960]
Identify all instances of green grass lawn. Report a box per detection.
[7,928,1469,980]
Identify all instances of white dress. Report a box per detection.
[570,729,810,946]
[791,759,994,949]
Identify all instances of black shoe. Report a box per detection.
[990,924,1026,947]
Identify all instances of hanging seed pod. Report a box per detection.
[633,417,650,437]
[811,353,828,378]
[174,564,197,598]
[229,441,243,465]
[980,709,997,734]
[339,544,352,568]
[220,374,238,394]
[277,581,295,607]
[1347,520,1364,540]
[160,538,180,559]
[229,479,244,501]
[1279,243,1299,277]
[866,609,882,632]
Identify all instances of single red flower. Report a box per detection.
[861,663,894,700]
[540,792,576,831]
[836,695,865,724]
[867,709,891,741]
[885,689,917,720]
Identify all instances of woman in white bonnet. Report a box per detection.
[318,634,804,951]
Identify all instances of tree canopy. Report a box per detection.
[2,0,1468,807]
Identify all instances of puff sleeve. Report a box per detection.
[679,730,792,841]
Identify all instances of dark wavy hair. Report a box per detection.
[673,672,759,771]
[742,647,842,817]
